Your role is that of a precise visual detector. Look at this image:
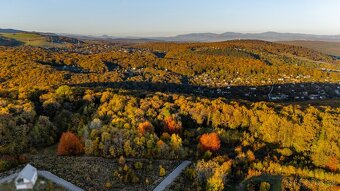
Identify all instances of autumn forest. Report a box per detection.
[0,35,339,191]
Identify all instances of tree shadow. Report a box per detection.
[68,81,339,103]
[37,61,91,74]
[0,37,24,46]
[103,61,120,72]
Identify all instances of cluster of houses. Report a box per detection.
[41,44,339,103]
[45,43,116,54]
[189,71,332,89]
[56,60,337,102]
[192,73,230,87]
[192,82,339,102]
[254,83,338,101]
[46,45,153,56]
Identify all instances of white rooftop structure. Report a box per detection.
[15,164,38,190]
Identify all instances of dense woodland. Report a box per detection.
[0,40,339,190]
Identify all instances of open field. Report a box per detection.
[23,146,180,191]
[0,32,73,47]
[0,32,49,46]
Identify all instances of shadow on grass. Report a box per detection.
[238,174,282,191]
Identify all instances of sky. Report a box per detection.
[1,0,340,37]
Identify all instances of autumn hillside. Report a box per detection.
[280,40,340,57]
[0,39,339,191]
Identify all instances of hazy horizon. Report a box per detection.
[2,28,340,38]
[1,0,340,36]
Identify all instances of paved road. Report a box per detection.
[0,173,18,184]
[153,160,192,191]
[38,171,84,191]
[0,171,83,191]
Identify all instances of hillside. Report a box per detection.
[0,40,339,191]
[0,31,82,48]
[0,36,23,46]
[0,40,338,90]
[280,40,340,57]
[0,28,24,33]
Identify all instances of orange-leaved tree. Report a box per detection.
[326,156,338,172]
[163,116,182,134]
[138,121,154,135]
[199,132,221,152]
[57,132,84,156]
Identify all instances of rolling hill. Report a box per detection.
[0,28,25,33]
[0,36,23,46]
[0,29,82,48]
[280,40,340,57]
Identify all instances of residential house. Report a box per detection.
[15,164,38,190]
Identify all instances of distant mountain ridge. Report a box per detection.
[2,28,340,42]
[0,28,25,33]
[153,32,340,42]
[70,31,340,42]
[63,31,340,43]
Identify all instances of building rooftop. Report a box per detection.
[16,164,37,181]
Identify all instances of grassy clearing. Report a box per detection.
[0,32,49,47]
[0,32,46,45]
[240,175,282,191]
[0,32,67,47]
[27,146,180,191]
[0,32,43,40]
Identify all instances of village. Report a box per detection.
[40,55,339,103]
[100,64,340,102]
[189,72,340,101]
